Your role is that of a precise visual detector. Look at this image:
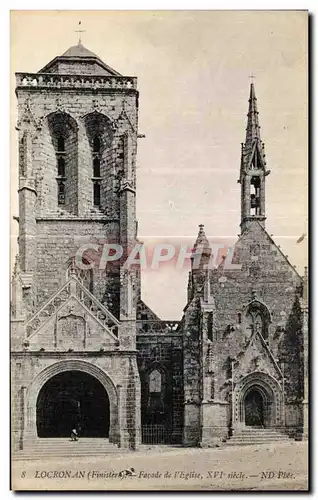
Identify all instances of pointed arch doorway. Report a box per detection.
[36,370,110,438]
[244,387,266,427]
[233,372,283,431]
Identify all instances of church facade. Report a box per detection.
[11,43,308,453]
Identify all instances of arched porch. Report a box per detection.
[24,360,119,446]
[232,372,283,431]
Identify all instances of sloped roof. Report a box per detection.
[38,43,122,76]
[62,43,98,58]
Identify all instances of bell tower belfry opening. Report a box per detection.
[238,82,271,233]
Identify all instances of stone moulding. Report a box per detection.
[16,73,138,91]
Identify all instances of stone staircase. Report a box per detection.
[13,438,127,460]
[226,427,292,446]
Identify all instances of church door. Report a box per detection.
[244,389,265,427]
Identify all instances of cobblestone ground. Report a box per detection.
[12,441,308,491]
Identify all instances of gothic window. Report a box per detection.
[246,306,269,340]
[149,370,162,393]
[207,312,213,341]
[147,369,164,424]
[84,113,113,210]
[48,112,78,212]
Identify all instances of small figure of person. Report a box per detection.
[70,428,79,442]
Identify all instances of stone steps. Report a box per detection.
[13,438,125,460]
[226,428,292,446]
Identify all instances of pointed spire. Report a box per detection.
[239,82,270,232]
[245,83,261,147]
[242,83,267,168]
[193,224,210,253]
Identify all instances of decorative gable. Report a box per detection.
[24,276,120,351]
[235,326,282,381]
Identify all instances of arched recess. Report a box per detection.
[233,371,283,430]
[140,363,170,426]
[36,370,110,437]
[243,300,271,340]
[25,360,119,444]
[37,111,79,214]
[83,112,114,210]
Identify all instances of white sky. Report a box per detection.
[10,10,308,319]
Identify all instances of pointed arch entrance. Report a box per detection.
[25,360,119,445]
[36,370,110,437]
[233,372,283,430]
[244,387,266,427]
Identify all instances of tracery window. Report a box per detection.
[246,305,269,340]
[147,369,165,424]
[149,370,162,393]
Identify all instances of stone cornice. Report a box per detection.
[36,216,118,222]
[16,73,138,92]
[11,350,138,357]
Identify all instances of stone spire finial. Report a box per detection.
[193,224,210,252]
[245,82,261,147]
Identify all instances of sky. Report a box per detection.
[10,10,308,319]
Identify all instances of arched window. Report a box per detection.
[93,157,101,177]
[48,112,78,211]
[57,157,65,177]
[93,136,101,153]
[246,305,269,340]
[149,370,162,393]
[147,368,164,424]
[57,136,65,152]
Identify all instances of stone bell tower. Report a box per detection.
[15,41,139,320]
[11,41,141,452]
[238,83,271,233]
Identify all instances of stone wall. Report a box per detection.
[137,331,183,443]
[11,353,140,452]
